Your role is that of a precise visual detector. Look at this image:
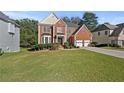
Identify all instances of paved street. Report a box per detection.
[83,47,124,59]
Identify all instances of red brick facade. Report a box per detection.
[76,26,92,40]
[38,13,92,47]
[69,25,92,46]
[38,19,67,45]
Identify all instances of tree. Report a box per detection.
[71,17,81,25]
[14,19,38,47]
[62,16,71,23]
[79,12,98,31]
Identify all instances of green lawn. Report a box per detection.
[0,48,124,82]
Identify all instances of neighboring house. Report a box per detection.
[110,23,124,47]
[38,12,92,47]
[0,12,20,52]
[92,23,124,47]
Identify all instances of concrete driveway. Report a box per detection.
[83,47,124,59]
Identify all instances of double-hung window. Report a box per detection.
[44,26,51,33]
[42,36,51,44]
[8,23,15,34]
[57,27,63,33]
[105,31,108,35]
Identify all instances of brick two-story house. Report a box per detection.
[38,12,92,47]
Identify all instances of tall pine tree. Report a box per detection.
[79,12,98,31]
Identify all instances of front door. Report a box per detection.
[58,37,63,45]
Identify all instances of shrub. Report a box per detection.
[28,43,61,51]
[42,44,47,49]
[111,44,121,47]
[20,43,31,48]
[0,48,4,56]
[38,44,43,50]
[95,44,109,47]
[47,43,53,49]
[50,43,60,50]
[28,44,39,51]
[90,42,97,47]
[64,41,71,49]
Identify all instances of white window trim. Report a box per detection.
[57,27,63,33]
[42,35,51,44]
[8,23,15,34]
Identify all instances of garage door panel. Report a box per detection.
[84,40,90,47]
[75,40,83,47]
[75,40,90,47]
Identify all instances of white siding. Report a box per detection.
[0,19,20,52]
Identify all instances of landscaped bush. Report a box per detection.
[111,44,121,47]
[64,41,71,49]
[38,44,43,50]
[47,43,53,49]
[95,44,111,47]
[50,43,60,50]
[28,43,61,51]
[20,43,31,48]
[90,42,97,47]
[28,44,39,51]
[0,48,4,56]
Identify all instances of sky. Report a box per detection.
[2,11,124,25]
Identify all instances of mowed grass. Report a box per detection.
[0,48,124,82]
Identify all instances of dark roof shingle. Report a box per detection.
[93,23,118,32]
[110,23,124,36]
[0,11,19,27]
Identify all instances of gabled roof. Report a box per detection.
[0,11,20,27]
[0,11,10,22]
[110,23,124,36]
[93,23,118,32]
[40,12,59,25]
[104,23,118,30]
[72,24,90,35]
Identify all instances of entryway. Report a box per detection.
[57,36,64,45]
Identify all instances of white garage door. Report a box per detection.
[75,40,90,47]
[84,40,90,47]
[75,40,83,47]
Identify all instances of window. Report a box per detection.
[42,36,51,44]
[42,37,44,44]
[45,37,48,44]
[105,31,108,35]
[98,32,100,36]
[49,37,51,43]
[57,27,63,33]
[44,26,51,33]
[8,23,15,34]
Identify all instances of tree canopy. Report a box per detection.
[79,12,98,31]
[62,16,81,25]
[14,18,38,47]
